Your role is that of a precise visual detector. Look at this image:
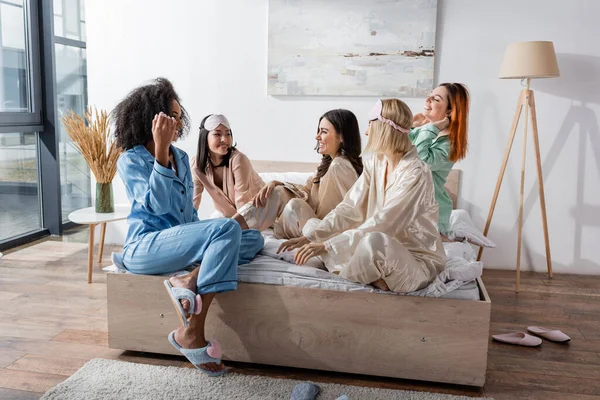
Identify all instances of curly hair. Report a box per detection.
[313,109,363,184]
[113,77,191,150]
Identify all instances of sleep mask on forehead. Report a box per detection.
[367,99,410,134]
[204,114,231,131]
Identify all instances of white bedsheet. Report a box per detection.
[255,231,482,300]
[104,231,483,301]
[239,255,481,300]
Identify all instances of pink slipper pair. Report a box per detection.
[492,326,571,347]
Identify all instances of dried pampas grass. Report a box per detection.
[61,107,121,184]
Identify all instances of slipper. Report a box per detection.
[492,332,542,347]
[290,383,320,400]
[527,326,571,343]
[168,331,226,377]
[163,280,202,328]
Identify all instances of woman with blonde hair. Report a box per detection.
[278,99,446,293]
[411,82,470,237]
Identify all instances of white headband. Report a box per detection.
[204,114,231,131]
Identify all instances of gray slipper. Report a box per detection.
[168,331,225,377]
[291,382,320,400]
[163,280,201,328]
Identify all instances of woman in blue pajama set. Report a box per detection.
[113,78,263,376]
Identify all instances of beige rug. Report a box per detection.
[41,359,493,400]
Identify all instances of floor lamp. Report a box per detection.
[477,41,560,292]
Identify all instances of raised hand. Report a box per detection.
[152,112,177,152]
[412,113,429,128]
[152,112,177,167]
[432,117,450,131]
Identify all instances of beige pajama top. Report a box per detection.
[191,149,265,218]
[305,147,447,283]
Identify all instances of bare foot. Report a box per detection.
[372,278,390,291]
[174,326,226,374]
[169,271,198,313]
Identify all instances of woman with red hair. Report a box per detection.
[411,82,470,238]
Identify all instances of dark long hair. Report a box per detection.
[113,77,190,150]
[439,82,470,162]
[313,109,363,184]
[195,114,237,174]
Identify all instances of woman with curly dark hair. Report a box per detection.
[112,78,263,376]
[234,109,363,239]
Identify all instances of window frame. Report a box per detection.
[0,0,43,128]
[0,0,89,251]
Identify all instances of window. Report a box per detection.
[0,0,41,127]
[55,42,90,220]
[53,0,85,42]
[0,0,89,250]
[0,131,41,242]
[0,0,29,112]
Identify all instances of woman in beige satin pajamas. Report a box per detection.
[279,99,447,293]
[235,109,363,238]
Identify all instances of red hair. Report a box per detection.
[440,83,470,162]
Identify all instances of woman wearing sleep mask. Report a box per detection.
[233,109,363,238]
[278,99,446,294]
[191,114,265,219]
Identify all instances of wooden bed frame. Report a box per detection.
[106,161,490,387]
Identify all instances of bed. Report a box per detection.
[106,161,491,387]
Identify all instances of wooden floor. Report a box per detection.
[1,229,600,399]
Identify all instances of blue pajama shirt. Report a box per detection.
[116,144,263,294]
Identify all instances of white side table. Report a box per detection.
[68,205,130,283]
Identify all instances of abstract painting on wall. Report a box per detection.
[267,0,438,97]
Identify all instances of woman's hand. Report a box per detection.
[277,236,309,254]
[294,242,327,266]
[412,113,429,128]
[252,180,282,208]
[152,112,177,166]
[432,117,450,132]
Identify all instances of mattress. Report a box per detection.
[105,233,484,302]
[239,255,481,300]
[236,229,483,301]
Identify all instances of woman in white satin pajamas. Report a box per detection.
[279,99,447,293]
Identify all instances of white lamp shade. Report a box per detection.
[499,41,560,79]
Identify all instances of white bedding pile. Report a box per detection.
[255,231,483,300]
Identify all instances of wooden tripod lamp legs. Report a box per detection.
[477,87,553,292]
[529,91,553,279]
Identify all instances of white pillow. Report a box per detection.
[259,172,311,185]
[448,209,496,248]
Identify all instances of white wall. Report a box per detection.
[86,0,600,274]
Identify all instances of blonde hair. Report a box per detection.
[363,99,413,155]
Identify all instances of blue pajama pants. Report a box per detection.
[122,218,264,294]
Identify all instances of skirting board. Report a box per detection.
[107,274,490,387]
